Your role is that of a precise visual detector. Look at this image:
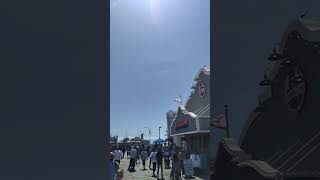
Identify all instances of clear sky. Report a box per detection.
[110,0,210,141]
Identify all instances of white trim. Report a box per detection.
[195,117,200,131]
[198,116,210,119]
[179,105,197,118]
[193,104,206,115]
[171,130,210,136]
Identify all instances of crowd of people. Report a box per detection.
[109,143,187,180]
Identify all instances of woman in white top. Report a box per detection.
[149,148,157,177]
[140,149,148,170]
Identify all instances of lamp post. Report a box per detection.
[159,126,162,140]
[139,130,144,140]
[165,129,169,146]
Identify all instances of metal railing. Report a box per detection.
[269,140,300,166]
[277,130,320,170]
[287,141,320,171]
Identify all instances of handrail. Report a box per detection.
[287,141,320,171]
[193,104,206,115]
[197,104,210,116]
[196,104,209,115]
[283,170,320,178]
[278,130,320,169]
[270,140,300,166]
[267,149,283,164]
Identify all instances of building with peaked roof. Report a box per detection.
[169,66,210,170]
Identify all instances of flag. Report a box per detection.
[211,114,227,129]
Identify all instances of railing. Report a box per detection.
[197,104,210,117]
[287,141,320,171]
[193,104,209,116]
[267,149,283,164]
[277,130,320,170]
[269,140,300,166]
[283,171,320,179]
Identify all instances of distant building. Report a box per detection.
[166,110,177,141]
[141,139,150,146]
[123,138,129,143]
[130,137,141,141]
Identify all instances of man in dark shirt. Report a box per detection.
[156,146,164,180]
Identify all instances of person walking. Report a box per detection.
[121,146,126,160]
[149,148,157,177]
[128,146,137,172]
[136,146,141,164]
[178,149,186,177]
[170,152,181,180]
[156,147,164,180]
[140,148,148,170]
[164,145,170,169]
[126,146,131,159]
[114,148,123,165]
[109,152,119,180]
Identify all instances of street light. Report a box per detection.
[159,126,162,139]
[139,130,144,140]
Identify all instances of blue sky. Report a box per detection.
[110,0,210,141]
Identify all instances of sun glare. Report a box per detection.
[149,0,161,24]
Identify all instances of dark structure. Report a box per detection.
[213,18,320,179]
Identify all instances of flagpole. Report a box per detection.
[224,105,230,138]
